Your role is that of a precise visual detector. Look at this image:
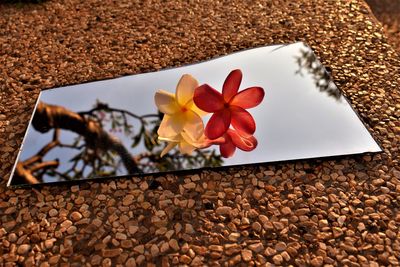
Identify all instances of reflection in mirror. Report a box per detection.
[295,48,342,101]
[14,101,222,185]
[8,42,382,187]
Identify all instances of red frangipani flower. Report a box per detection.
[219,129,258,158]
[193,69,265,139]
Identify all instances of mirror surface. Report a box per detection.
[8,42,382,186]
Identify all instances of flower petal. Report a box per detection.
[193,84,225,112]
[176,74,198,106]
[230,87,265,109]
[157,114,185,138]
[222,69,242,102]
[205,109,231,139]
[179,140,197,155]
[154,90,180,114]
[181,131,202,147]
[228,129,258,151]
[219,135,236,158]
[158,134,180,142]
[186,99,208,117]
[182,110,204,140]
[230,106,256,136]
[160,142,177,157]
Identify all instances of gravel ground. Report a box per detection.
[0,0,400,266]
[366,0,400,53]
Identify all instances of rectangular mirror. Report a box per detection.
[8,42,382,187]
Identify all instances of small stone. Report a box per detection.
[191,174,200,181]
[140,181,148,191]
[252,222,262,232]
[44,239,55,249]
[180,255,192,264]
[187,199,195,208]
[91,255,102,265]
[134,245,144,254]
[209,245,223,252]
[71,185,79,192]
[216,206,232,216]
[241,249,252,262]
[183,182,196,189]
[357,223,366,231]
[365,199,376,206]
[126,258,136,267]
[248,243,264,253]
[319,219,329,227]
[333,227,343,238]
[160,242,170,253]
[264,247,277,256]
[116,233,127,240]
[295,208,310,216]
[310,256,324,267]
[281,251,291,261]
[275,242,287,252]
[372,178,385,186]
[185,224,195,234]
[75,196,85,204]
[252,189,263,200]
[8,233,17,243]
[228,232,240,242]
[17,244,31,255]
[337,216,346,226]
[102,248,122,258]
[169,239,179,251]
[281,207,291,215]
[121,240,133,248]
[129,226,139,235]
[273,221,284,230]
[225,244,241,256]
[70,211,83,221]
[136,255,145,265]
[315,182,325,191]
[61,220,73,229]
[61,247,73,257]
[122,195,134,206]
[272,254,283,265]
[92,218,103,228]
[48,255,60,265]
[49,209,58,217]
[150,244,159,257]
[67,226,77,234]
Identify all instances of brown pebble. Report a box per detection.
[180,255,192,264]
[249,242,264,253]
[275,242,287,252]
[48,209,58,217]
[133,245,144,254]
[17,244,31,255]
[70,211,83,221]
[224,243,241,256]
[125,258,136,267]
[241,249,252,262]
[281,207,291,215]
[102,248,123,258]
[150,244,159,257]
[216,206,232,216]
[273,254,283,265]
[310,256,324,267]
[169,239,179,251]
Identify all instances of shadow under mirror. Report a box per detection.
[8,42,382,187]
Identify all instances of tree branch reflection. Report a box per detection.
[13,101,222,185]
